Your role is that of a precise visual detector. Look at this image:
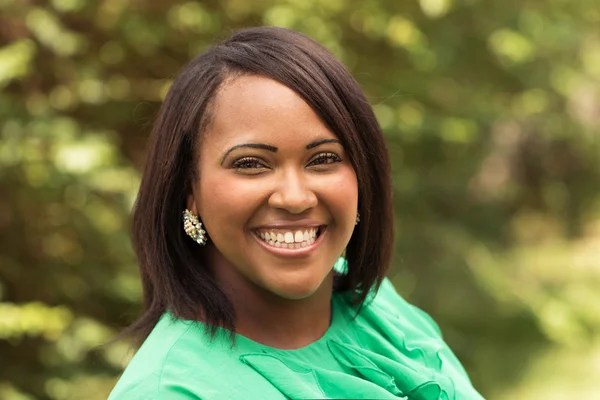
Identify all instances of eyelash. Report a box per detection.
[231,157,268,170]
[308,152,342,166]
[230,152,342,171]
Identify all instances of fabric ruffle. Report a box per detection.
[234,275,484,399]
[239,336,463,400]
[240,351,403,399]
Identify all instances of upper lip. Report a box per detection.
[251,220,325,230]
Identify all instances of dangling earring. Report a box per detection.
[355,211,360,226]
[183,209,207,245]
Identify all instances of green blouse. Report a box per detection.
[109,266,484,399]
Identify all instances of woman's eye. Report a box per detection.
[308,152,342,167]
[231,157,268,171]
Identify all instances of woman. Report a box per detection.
[109,27,484,399]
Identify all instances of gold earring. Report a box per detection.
[183,209,207,245]
[355,211,360,226]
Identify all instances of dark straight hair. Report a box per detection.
[127,26,394,343]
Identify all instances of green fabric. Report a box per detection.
[109,264,484,399]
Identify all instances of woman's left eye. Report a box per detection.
[308,152,342,167]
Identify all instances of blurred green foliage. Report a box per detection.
[1,0,599,399]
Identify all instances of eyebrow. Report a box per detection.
[220,138,343,164]
[306,139,342,149]
[220,143,278,164]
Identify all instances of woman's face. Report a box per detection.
[188,75,358,301]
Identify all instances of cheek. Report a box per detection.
[320,167,358,212]
[196,175,266,231]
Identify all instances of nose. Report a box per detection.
[268,169,318,214]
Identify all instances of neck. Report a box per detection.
[231,274,334,349]
[208,251,334,350]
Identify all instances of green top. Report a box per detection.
[109,267,484,399]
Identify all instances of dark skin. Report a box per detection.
[209,249,336,349]
[187,76,358,349]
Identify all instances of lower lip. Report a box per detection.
[253,228,326,258]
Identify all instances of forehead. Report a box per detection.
[202,75,337,153]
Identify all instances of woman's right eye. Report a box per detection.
[231,157,268,171]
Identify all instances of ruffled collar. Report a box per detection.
[226,293,482,400]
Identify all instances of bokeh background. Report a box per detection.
[1,0,599,399]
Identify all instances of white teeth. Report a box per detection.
[257,227,322,248]
[284,232,294,243]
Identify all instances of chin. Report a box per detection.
[266,274,329,301]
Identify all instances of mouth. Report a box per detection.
[253,226,326,256]
[255,226,323,248]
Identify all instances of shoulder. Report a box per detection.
[367,277,443,338]
[109,314,286,400]
[108,315,229,400]
[108,314,196,399]
[335,278,484,399]
[333,256,442,339]
[354,277,474,382]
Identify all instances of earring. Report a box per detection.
[183,209,207,245]
[355,211,360,226]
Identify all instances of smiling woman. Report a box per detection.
[109,27,485,399]
[190,76,358,305]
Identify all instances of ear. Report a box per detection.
[186,190,198,215]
